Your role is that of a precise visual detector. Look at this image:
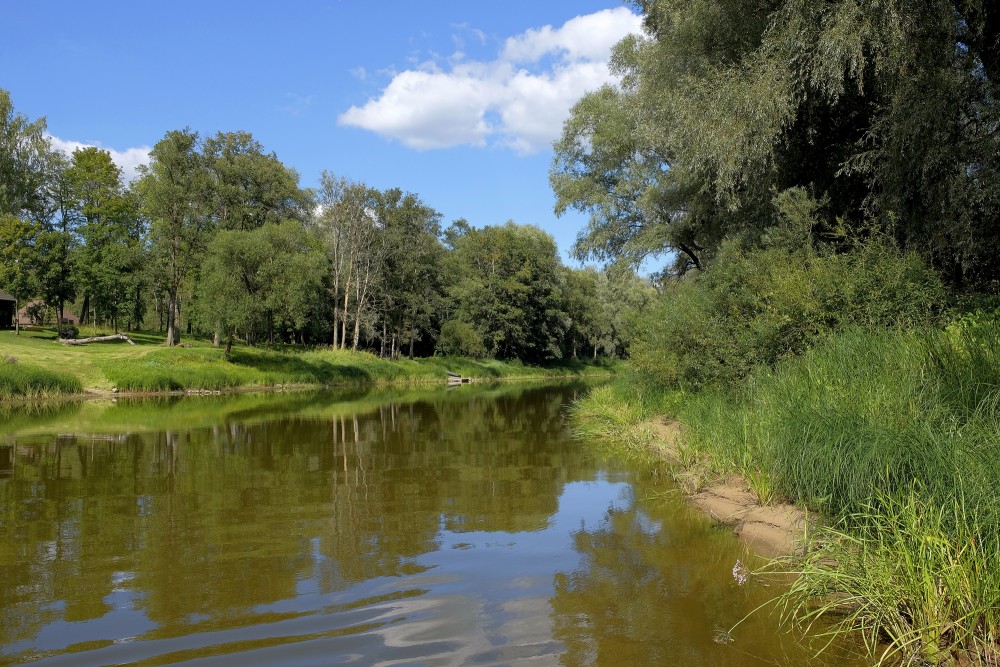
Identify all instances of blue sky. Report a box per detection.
[1,1,642,263]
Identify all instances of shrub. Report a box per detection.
[437,319,488,358]
[58,323,79,339]
[631,238,946,389]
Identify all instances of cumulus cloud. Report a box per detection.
[47,135,151,184]
[338,7,643,154]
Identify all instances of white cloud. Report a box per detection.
[47,135,151,184]
[338,7,643,154]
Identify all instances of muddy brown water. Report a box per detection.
[0,383,862,666]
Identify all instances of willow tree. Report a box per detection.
[553,0,1000,287]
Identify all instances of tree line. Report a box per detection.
[0,89,651,362]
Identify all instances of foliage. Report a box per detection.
[441,221,570,362]
[57,323,79,339]
[196,220,326,351]
[631,233,947,388]
[65,147,145,331]
[0,88,59,221]
[0,87,645,362]
[781,489,1000,666]
[137,128,213,346]
[552,0,1000,288]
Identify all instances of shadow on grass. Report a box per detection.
[225,349,376,385]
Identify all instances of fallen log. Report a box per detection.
[60,333,136,346]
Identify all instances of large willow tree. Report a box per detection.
[553,0,999,287]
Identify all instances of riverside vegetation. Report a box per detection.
[571,217,1000,664]
[558,1,1000,664]
[0,327,611,399]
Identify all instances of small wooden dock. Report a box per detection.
[446,371,472,386]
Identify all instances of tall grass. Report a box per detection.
[573,315,1000,663]
[780,489,1000,665]
[0,359,83,398]
[568,374,683,463]
[669,318,1000,663]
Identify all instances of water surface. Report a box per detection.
[0,384,859,666]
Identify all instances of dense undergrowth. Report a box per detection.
[570,216,1000,664]
[573,315,1000,664]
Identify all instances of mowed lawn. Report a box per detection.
[0,328,169,391]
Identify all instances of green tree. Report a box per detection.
[0,214,38,334]
[316,174,383,350]
[197,221,326,352]
[0,89,60,222]
[137,129,212,346]
[441,221,568,362]
[65,147,144,332]
[203,131,310,232]
[552,1,1000,287]
[375,188,444,358]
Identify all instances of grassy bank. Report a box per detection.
[572,318,1000,665]
[0,328,613,398]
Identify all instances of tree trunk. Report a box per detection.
[166,287,181,346]
[224,331,233,355]
[408,331,415,359]
[341,282,351,350]
[213,328,221,348]
[60,333,136,346]
[80,294,90,325]
[13,298,19,335]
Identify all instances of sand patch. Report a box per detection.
[644,418,810,558]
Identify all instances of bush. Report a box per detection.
[436,319,488,358]
[631,238,946,389]
[58,323,79,339]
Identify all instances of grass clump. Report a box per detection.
[569,374,681,459]
[0,358,83,398]
[781,489,1000,666]
[671,319,1000,664]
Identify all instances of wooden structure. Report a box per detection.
[446,371,472,386]
[0,291,15,330]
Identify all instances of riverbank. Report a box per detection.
[572,319,1000,666]
[0,328,614,399]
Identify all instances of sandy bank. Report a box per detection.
[645,417,810,559]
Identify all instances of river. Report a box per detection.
[0,383,860,666]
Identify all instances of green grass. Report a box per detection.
[0,328,613,397]
[0,357,82,399]
[779,489,1000,666]
[572,317,1000,664]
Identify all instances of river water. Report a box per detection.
[0,383,860,666]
